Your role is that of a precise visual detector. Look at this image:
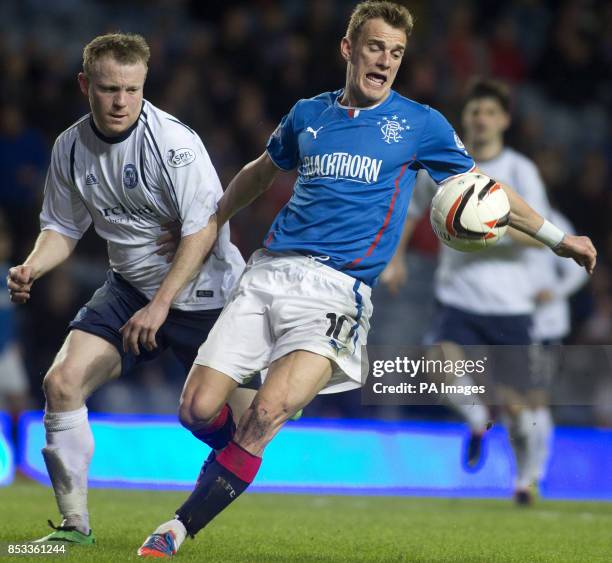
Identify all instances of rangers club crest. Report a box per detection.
[123,164,138,189]
[378,115,409,144]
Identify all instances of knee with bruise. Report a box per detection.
[42,363,83,407]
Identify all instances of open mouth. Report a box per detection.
[365,72,387,87]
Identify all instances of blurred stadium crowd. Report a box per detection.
[0,0,610,424]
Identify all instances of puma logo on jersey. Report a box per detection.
[306,126,323,139]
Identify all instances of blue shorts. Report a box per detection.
[426,303,534,392]
[426,303,532,346]
[69,271,221,376]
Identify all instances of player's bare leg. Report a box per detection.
[227,387,257,424]
[138,351,332,558]
[178,365,239,449]
[228,376,304,425]
[35,330,122,544]
[178,365,240,501]
[232,351,331,455]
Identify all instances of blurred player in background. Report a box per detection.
[383,78,581,503]
[525,209,588,491]
[6,33,251,545]
[139,3,595,556]
[0,211,30,421]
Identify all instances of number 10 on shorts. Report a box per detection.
[326,313,352,342]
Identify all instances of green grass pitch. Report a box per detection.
[1,480,611,562]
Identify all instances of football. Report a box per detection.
[430,172,510,252]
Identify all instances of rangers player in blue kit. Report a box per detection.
[139,2,596,557]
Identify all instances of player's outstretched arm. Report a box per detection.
[499,181,596,274]
[216,152,279,227]
[120,216,219,355]
[505,226,544,247]
[7,229,79,304]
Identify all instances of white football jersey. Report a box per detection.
[40,100,245,311]
[527,210,588,341]
[409,148,551,314]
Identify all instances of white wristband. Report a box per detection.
[534,219,565,249]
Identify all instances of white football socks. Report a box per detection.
[532,406,554,482]
[42,406,94,534]
[507,409,538,490]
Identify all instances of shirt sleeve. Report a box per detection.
[39,138,92,239]
[162,135,221,238]
[512,157,551,219]
[266,102,300,171]
[416,108,475,184]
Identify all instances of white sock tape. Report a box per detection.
[534,220,565,249]
[44,406,88,432]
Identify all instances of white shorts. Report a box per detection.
[195,249,373,394]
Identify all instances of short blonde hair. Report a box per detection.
[346,1,414,42]
[82,33,150,77]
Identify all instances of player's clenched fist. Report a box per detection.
[7,265,34,304]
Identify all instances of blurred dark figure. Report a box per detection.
[0,104,47,257]
[0,211,31,429]
[534,0,608,106]
[556,149,610,250]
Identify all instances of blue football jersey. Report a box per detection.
[265,89,474,286]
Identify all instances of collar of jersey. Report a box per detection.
[334,89,395,114]
[89,106,142,144]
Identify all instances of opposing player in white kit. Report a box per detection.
[382,79,586,503]
[529,210,589,347]
[138,3,596,556]
[6,33,248,544]
[524,209,588,492]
